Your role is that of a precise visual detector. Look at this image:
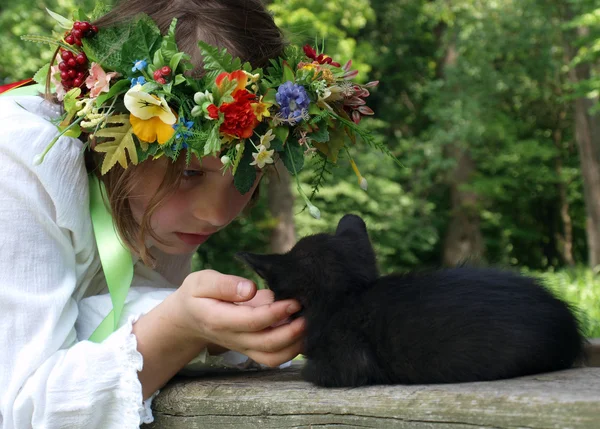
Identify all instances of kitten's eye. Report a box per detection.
[182,169,205,179]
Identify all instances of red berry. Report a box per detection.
[73,21,82,30]
[73,78,83,87]
[156,77,167,85]
[72,29,82,39]
[76,53,87,64]
[61,50,73,61]
[58,62,68,71]
[153,70,163,80]
[60,71,69,80]
[75,39,83,47]
[80,22,91,32]
[68,69,76,79]
[67,58,77,68]
[65,34,75,45]
[91,25,99,33]
[76,71,85,79]
[160,66,171,76]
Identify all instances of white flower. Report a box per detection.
[259,129,276,149]
[249,144,275,169]
[220,155,231,165]
[123,84,176,124]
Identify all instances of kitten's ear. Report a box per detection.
[235,252,277,279]
[336,214,368,239]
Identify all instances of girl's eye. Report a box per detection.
[182,170,205,179]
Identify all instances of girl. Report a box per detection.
[0,0,307,427]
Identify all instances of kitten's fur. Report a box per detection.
[237,214,586,387]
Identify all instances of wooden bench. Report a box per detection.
[144,340,600,428]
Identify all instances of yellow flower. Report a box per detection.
[251,96,273,121]
[124,84,177,144]
[129,114,176,144]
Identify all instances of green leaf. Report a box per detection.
[174,75,186,86]
[94,114,138,174]
[231,141,245,175]
[273,126,289,144]
[21,35,74,53]
[45,8,73,29]
[270,136,284,152]
[63,123,81,138]
[83,14,161,74]
[203,124,222,155]
[198,41,243,80]
[63,88,82,114]
[281,138,304,174]
[33,63,50,85]
[309,121,330,143]
[153,49,165,68]
[95,79,131,107]
[233,141,257,194]
[262,87,277,105]
[313,125,345,163]
[169,52,189,74]
[282,61,295,83]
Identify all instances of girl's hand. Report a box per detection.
[172,269,304,367]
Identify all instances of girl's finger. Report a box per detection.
[207,299,302,333]
[223,318,305,354]
[245,338,305,368]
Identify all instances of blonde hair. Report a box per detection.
[85,0,285,266]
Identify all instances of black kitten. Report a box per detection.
[237,214,586,387]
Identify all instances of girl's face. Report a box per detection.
[129,155,262,254]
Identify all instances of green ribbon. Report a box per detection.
[1,83,134,343]
[88,175,134,343]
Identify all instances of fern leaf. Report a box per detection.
[94,114,139,174]
[198,41,242,80]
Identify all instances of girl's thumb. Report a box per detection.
[186,270,256,302]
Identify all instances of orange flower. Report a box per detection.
[215,70,248,93]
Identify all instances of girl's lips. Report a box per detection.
[175,232,212,246]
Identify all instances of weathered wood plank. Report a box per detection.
[145,361,600,429]
[588,338,600,367]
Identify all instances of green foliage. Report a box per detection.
[3,0,598,330]
[529,267,600,337]
[197,41,251,81]
[0,0,115,83]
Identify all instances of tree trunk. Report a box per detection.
[267,160,296,253]
[439,38,485,266]
[566,26,600,269]
[442,147,485,266]
[553,117,575,266]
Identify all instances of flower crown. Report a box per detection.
[25,8,397,218]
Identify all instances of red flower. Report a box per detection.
[303,44,341,67]
[206,104,219,119]
[218,89,259,139]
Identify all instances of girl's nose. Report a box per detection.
[190,179,233,228]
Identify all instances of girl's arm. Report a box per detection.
[132,271,304,398]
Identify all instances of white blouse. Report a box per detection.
[0,95,205,428]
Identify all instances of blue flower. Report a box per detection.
[172,117,195,142]
[276,81,310,122]
[130,76,147,88]
[132,59,148,72]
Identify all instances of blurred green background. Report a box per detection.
[2,0,599,336]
